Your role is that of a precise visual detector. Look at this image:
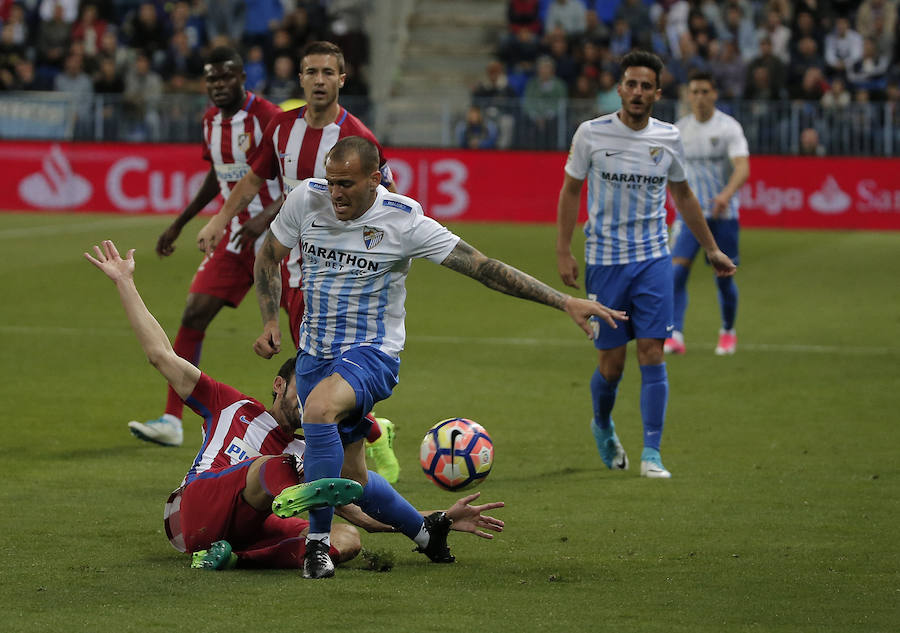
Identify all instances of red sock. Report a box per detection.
[258,455,300,497]
[164,326,205,418]
[365,413,381,443]
[237,537,340,569]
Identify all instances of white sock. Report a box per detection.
[412,522,428,547]
[307,532,330,547]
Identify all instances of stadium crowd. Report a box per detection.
[1,1,899,152]
[470,0,900,150]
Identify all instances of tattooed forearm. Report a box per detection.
[441,240,569,310]
[254,234,284,323]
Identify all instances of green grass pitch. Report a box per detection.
[1,212,898,632]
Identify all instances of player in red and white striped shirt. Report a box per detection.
[128,48,284,448]
[195,41,400,483]
[86,239,505,571]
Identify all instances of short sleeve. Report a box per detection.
[185,373,248,418]
[405,211,461,264]
[249,117,279,180]
[270,181,310,249]
[564,121,591,181]
[726,119,750,159]
[667,134,687,182]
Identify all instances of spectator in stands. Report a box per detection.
[243,44,267,94]
[507,0,542,35]
[521,54,567,148]
[269,27,294,65]
[206,0,245,44]
[169,1,207,51]
[243,0,284,49]
[71,3,107,62]
[608,18,632,59]
[283,6,324,50]
[668,31,708,86]
[54,51,94,139]
[0,23,25,76]
[616,0,652,48]
[94,56,124,94]
[3,3,28,49]
[722,3,757,62]
[824,16,863,79]
[124,3,169,64]
[456,104,499,149]
[39,0,78,24]
[122,51,163,141]
[582,9,610,45]
[710,39,746,100]
[472,59,518,148]
[98,29,130,75]
[821,76,851,109]
[498,21,540,82]
[544,0,587,41]
[799,127,826,155]
[265,54,300,104]
[546,28,578,87]
[11,58,40,90]
[649,10,671,60]
[791,10,822,56]
[756,8,791,64]
[846,38,890,96]
[791,66,829,101]
[595,69,620,114]
[36,3,71,74]
[788,36,825,88]
[856,0,897,54]
[161,30,205,83]
[746,38,786,98]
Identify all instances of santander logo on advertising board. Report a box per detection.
[16,144,208,213]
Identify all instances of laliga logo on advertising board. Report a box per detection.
[740,174,852,215]
[19,144,92,208]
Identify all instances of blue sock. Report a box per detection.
[716,276,738,331]
[590,369,619,431]
[302,423,344,536]
[639,363,668,451]
[357,470,425,540]
[672,263,690,332]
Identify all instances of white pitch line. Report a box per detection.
[0,326,895,356]
[0,216,166,240]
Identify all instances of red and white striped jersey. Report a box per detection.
[249,105,392,287]
[175,373,305,490]
[201,92,283,238]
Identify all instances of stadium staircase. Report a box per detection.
[367,0,507,147]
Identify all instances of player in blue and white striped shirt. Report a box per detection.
[667,71,749,357]
[253,136,626,578]
[556,51,736,479]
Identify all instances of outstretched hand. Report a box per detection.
[445,491,505,539]
[84,240,135,283]
[564,296,628,338]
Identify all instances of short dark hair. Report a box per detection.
[326,136,380,175]
[205,46,243,69]
[273,355,297,401]
[300,41,345,73]
[688,70,716,87]
[620,50,664,87]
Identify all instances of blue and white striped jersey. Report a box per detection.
[270,180,460,359]
[565,112,687,266]
[675,109,749,220]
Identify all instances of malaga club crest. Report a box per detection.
[649,146,663,165]
[363,226,384,250]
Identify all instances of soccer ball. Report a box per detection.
[419,418,493,491]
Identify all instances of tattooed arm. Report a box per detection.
[253,231,292,358]
[440,239,627,336]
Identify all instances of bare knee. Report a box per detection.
[636,338,665,366]
[330,524,362,563]
[597,347,626,381]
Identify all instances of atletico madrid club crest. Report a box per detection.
[649,146,663,165]
[238,133,251,153]
[363,226,384,250]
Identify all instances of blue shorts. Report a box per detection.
[671,217,740,265]
[295,346,400,445]
[585,257,673,349]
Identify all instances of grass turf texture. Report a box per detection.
[1,212,898,632]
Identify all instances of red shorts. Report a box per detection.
[164,457,309,554]
[189,231,255,307]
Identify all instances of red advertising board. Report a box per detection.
[1,141,898,230]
